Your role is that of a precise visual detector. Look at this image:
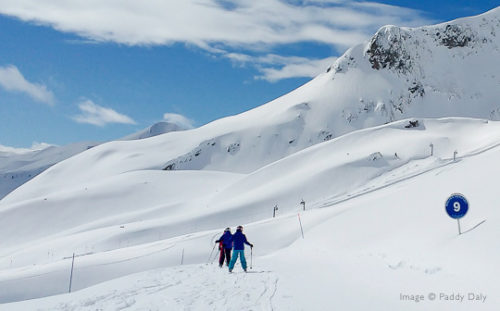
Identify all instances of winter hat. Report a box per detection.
[224,227,231,232]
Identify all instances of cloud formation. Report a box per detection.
[0,0,430,48]
[0,65,55,105]
[0,1,433,81]
[73,100,136,127]
[258,57,337,82]
[163,113,195,130]
[227,53,338,82]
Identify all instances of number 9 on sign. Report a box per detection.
[445,194,468,219]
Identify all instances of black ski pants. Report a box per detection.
[219,247,232,266]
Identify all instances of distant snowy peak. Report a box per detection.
[121,121,188,141]
[0,141,99,199]
[0,143,53,155]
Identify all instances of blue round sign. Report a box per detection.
[445,194,469,219]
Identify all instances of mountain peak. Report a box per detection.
[324,6,500,128]
[121,121,190,141]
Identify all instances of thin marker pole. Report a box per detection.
[457,219,462,235]
[298,213,305,239]
[181,248,185,265]
[69,252,75,293]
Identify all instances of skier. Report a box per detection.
[228,225,253,273]
[215,227,233,267]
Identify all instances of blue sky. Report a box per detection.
[0,0,498,149]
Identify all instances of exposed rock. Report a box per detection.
[405,120,420,128]
[226,142,240,154]
[409,82,425,97]
[163,163,175,170]
[366,26,413,74]
[368,152,384,161]
[438,24,473,48]
[318,130,333,141]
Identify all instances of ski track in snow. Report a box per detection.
[9,264,279,311]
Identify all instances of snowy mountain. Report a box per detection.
[0,142,99,200]
[3,7,500,201]
[1,7,500,310]
[0,142,52,154]
[0,121,182,200]
[120,121,190,141]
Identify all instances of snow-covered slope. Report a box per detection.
[0,142,99,200]
[0,117,498,310]
[1,118,497,250]
[0,121,182,200]
[0,118,499,308]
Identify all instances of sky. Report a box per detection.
[0,0,498,149]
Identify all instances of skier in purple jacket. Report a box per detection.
[229,225,253,273]
[215,227,233,267]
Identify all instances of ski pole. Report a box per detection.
[250,247,253,269]
[208,243,216,264]
[211,243,224,264]
[212,245,221,264]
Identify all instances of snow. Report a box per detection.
[120,121,190,141]
[0,119,184,200]
[0,141,99,200]
[1,118,499,310]
[1,7,500,311]
[0,265,280,311]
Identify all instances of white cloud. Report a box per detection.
[226,53,337,82]
[0,142,54,154]
[163,113,195,129]
[0,1,434,83]
[0,65,55,105]
[30,141,54,150]
[73,100,136,127]
[258,56,338,82]
[0,1,432,51]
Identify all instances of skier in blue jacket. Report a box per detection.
[215,227,233,267]
[229,225,253,273]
